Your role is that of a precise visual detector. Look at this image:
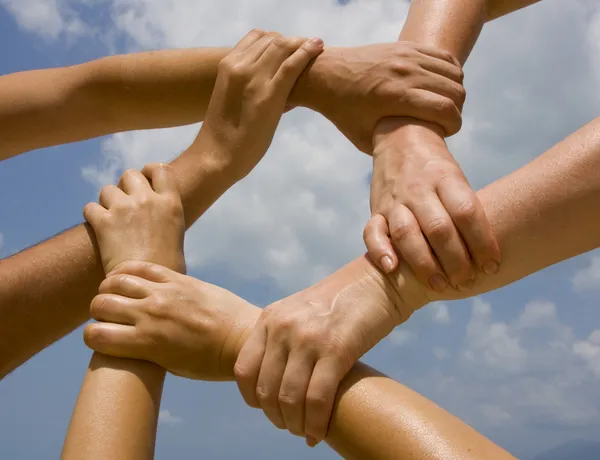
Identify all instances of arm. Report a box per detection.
[62,33,325,459]
[0,48,225,160]
[0,36,464,161]
[327,362,514,459]
[235,115,600,444]
[367,0,544,289]
[61,164,185,460]
[83,264,515,460]
[0,132,238,378]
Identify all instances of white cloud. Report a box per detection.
[432,346,450,360]
[516,300,558,329]
[571,256,600,293]
[388,328,414,347]
[407,297,600,438]
[429,302,450,324]
[158,409,183,425]
[71,0,600,295]
[0,0,91,40]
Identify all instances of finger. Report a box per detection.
[271,38,324,92]
[83,202,107,229]
[232,28,267,53]
[141,162,180,197]
[387,204,448,294]
[437,178,501,276]
[304,358,346,446]
[415,69,466,112]
[234,324,268,409]
[98,273,154,299]
[401,88,462,136]
[256,35,306,75]
[99,184,127,209]
[278,351,317,437]
[408,194,474,288]
[118,169,153,195]
[413,43,462,69]
[414,52,464,84]
[363,214,398,273]
[240,32,281,63]
[255,339,288,429]
[90,293,139,325]
[109,260,174,283]
[84,322,143,359]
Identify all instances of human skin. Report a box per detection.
[0,41,464,161]
[61,164,185,460]
[237,0,549,443]
[85,261,516,460]
[235,114,600,444]
[62,33,327,460]
[367,0,544,287]
[0,33,465,379]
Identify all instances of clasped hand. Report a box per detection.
[83,28,495,453]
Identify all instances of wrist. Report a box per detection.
[356,255,422,325]
[224,307,261,378]
[372,118,447,159]
[288,48,338,111]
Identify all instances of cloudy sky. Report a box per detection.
[1,0,600,459]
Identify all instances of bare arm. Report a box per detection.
[327,362,515,459]
[0,137,239,378]
[0,48,225,160]
[368,0,545,283]
[61,356,166,459]
[235,115,600,443]
[61,162,187,460]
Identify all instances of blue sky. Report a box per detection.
[2,1,600,459]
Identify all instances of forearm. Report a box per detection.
[0,147,240,378]
[327,362,514,459]
[370,117,600,313]
[61,354,165,459]
[228,307,509,459]
[0,48,227,160]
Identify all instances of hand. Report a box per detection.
[83,163,185,274]
[292,42,466,153]
[366,120,500,291]
[234,257,404,447]
[192,29,324,179]
[84,261,260,381]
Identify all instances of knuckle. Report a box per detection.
[306,390,330,408]
[83,325,106,348]
[453,199,478,223]
[273,35,292,49]
[436,97,454,115]
[89,295,107,318]
[456,83,467,102]
[278,392,300,408]
[390,221,417,244]
[256,386,275,404]
[249,28,265,37]
[147,296,168,319]
[272,315,296,334]
[412,257,436,275]
[425,217,453,242]
[233,361,253,383]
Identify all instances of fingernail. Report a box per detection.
[429,275,448,293]
[482,260,499,275]
[381,255,394,273]
[306,435,318,448]
[309,38,324,46]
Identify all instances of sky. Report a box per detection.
[1,0,600,459]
